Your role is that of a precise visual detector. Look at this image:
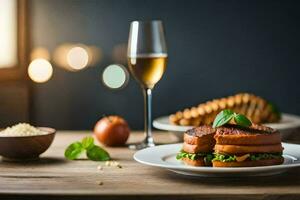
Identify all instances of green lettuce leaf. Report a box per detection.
[176,150,213,165]
[213,153,282,162]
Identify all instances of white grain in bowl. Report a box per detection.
[0,123,48,137]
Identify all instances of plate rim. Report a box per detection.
[134,142,300,173]
[153,113,300,132]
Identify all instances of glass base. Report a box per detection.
[128,140,155,150]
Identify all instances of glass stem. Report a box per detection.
[143,88,154,145]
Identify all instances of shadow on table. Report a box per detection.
[0,157,67,166]
[154,169,300,187]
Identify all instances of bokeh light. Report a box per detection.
[28,58,53,83]
[30,47,50,61]
[67,46,89,70]
[53,43,71,70]
[53,43,101,71]
[102,64,129,89]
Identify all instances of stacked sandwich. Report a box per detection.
[177,111,284,167]
[212,124,284,167]
[176,125,215,166]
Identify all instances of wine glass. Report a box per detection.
[127,20,167,150]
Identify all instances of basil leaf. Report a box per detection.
[234,114,252,127]
[65,142,84,160]
[86,145,110,161]
[212,109,234,128]
[82,136,94,150]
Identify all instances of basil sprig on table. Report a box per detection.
[65,137,110,161]
[212,109,252,128]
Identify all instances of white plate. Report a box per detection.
[153,113,300,139]
[134,143,300,177]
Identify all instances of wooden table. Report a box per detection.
[1,131,300,200]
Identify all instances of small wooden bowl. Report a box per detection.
[0,127,56,161]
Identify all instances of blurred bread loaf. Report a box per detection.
[169,93,280,126]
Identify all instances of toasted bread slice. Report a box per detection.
[215,124,281,145]
[214,144,283,154]
[183,142,214,153]
[184,125,215,146]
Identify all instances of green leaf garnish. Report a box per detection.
[233,114,252,127]
[212,109,252,128]
[64,137,110,161]
[64,142,84,160]
[86,146,110,161]
[82,136,94,149]
[212,109,234,128]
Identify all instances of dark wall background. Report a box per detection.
[31,0,300,130]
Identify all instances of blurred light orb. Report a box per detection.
[102,64,129,89]
[53,43,102,71]
[53,43,72,70]
[28,58,53,83]
[67,46,89,70]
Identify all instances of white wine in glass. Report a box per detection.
[127,20,167,149]
[128,55,167,89]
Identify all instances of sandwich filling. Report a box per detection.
[176,150,214,165]
[213,152,283,162]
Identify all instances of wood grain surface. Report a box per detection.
[0,131,300,200]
